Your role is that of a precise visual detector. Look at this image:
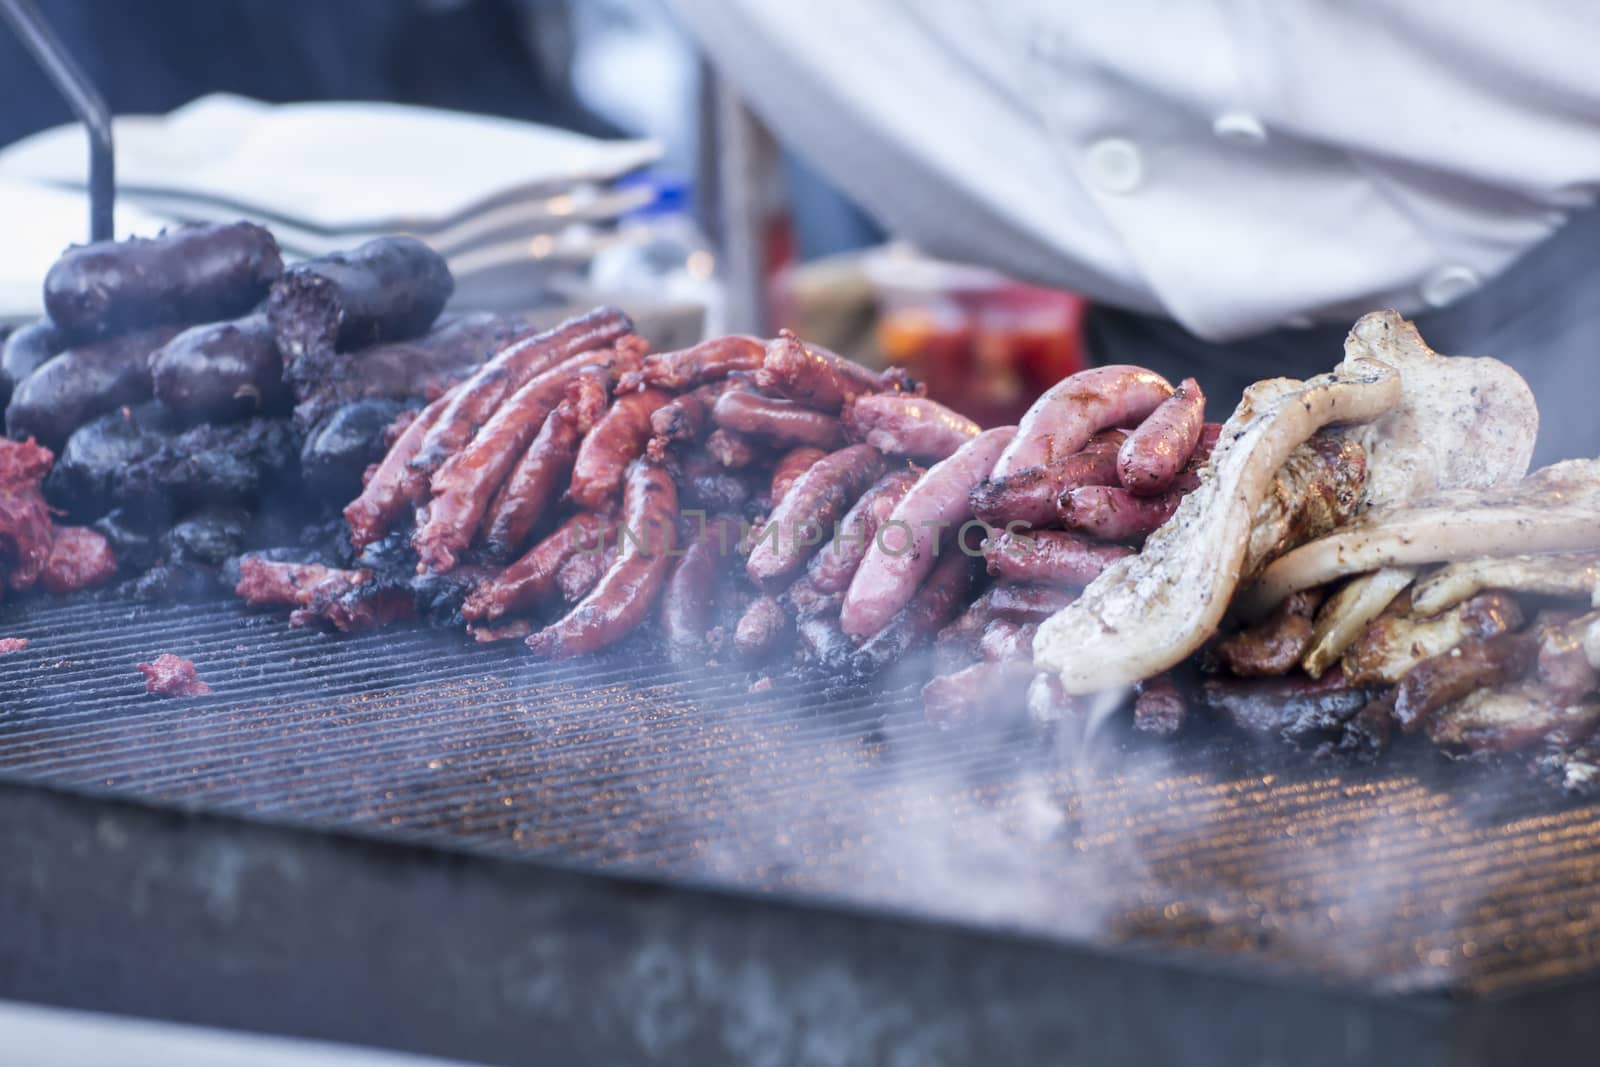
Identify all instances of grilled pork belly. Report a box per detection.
[1411,554,1600,617]
[1341,591,1522,685]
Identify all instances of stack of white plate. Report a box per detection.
[0,93,665,322]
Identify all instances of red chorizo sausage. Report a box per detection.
[841,426,1014,639]
[461,512,611,624]
[756,329,890,412]
[711,390,845,450]
[568,388,674,512]
[748,444,886,584]
[1117,377,1206,495]
[660,515,741,655]
[616,334,764,393]
[704,428,760,469]
[411,306,631,473]
[1057,484,1188,542]
[413,347,617,571]
[479,367,611,559]
[968,428,1126,530]
[526,460,679,657]
[734,595,791,660]
[991,365,1172,478]
[344,381,460,550]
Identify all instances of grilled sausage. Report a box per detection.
[968,429,1126,531]
[757,329,891,412]
[0,319,63,406]
[844,393,979,461]
[853,551,982,674]
[807,467,919,594]
[151,312,289,422]
[461,512,612,624]
[526,461,679,656]
[749,444,886,585]
[841,426,1014,639]
[977,618,1038,663]
[568,387,673,513]
[5,325,183,447]
[268,236,453,376]
[982,529,1131,585]
[344,382,459,551]
[555,541,619,604]
[734,595,791,660]
[480,374,610,560]
[44,221,281,342]
[660,515,740,655]
[768,446,828,506]
[234,557,343,607]
[1116,377,1206,495]
[1057,484,1189,543]
[415,350,618,571]
[712,390,845,450]
[648,382,719,451]
[992,365,1172,478]
[704,428,760,469]
[672,448,761,512]
[410,306,632,474]
[617,334,764,392]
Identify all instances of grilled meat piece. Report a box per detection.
[1428,682,1600,753]
[268,236,453,383]
[151,312,290,423]
[37,526,117,594]
[1391,631,1539,733]
[137,653,212,697]
[481,388,605,561]
[1247,459,1600,612]
[1411,554,1600,617]
[1213,590,1323,677]
[853,552,981,676]
[1196,672,1378,746]
[1300,568,1417,679]
[44,221,280,342]
[0,638,27,654]
[235,557,344,607]
[1536,612,1600,705]
[164,507,254,568]
[734,595,791,660]
[712,390,846,450]
[0,437,55,594]
[807,467,919,595]
[660,516,740,657]
[704,428,759,469]
[922,659,1039,728]
[1342,592,1522,685]
[1339,309,1537,512]
[1241,434,1368,583]
[976,617,1038,663]
[768,446,827,506]
[567,385,672,514]
[136,418,297,507]
[6,324,184,447]
[1034,358,1402,693]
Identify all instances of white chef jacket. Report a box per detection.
[671,0,1600,341]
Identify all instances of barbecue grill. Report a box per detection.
[2,591,1599,1065]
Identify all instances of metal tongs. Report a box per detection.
[0,0,114,241]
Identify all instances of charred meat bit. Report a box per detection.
[1133,674,1187,736]
[137,653,212,697]
[0,637,28,654]
[1213,590,1324,677]
[39,526,118,595]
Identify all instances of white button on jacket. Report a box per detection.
[672,0,1600,341]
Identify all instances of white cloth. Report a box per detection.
[672,0,1600,340]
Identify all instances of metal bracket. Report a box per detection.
[0,0,115,242]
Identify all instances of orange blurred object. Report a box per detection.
[874,265,1085,427]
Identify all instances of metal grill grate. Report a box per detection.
[3,593,1599,1000]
